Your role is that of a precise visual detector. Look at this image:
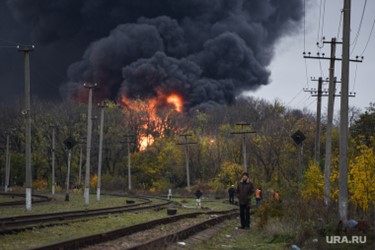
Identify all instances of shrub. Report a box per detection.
[32,178,48,191]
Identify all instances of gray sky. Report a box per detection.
[250,0,375,113]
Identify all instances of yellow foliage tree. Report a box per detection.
[214,162,243,189]
[301,162,324,200]
[90,174,98,189]
[349,137,375,212]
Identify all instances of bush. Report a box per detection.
[257,201,283,228]
[32,178,48,191]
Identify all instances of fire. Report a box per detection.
[120,90,184,150]
[166,94,183,112]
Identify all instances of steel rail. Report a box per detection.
[29,209,238,250]
[0,192,51,207]
[0,196,171,234]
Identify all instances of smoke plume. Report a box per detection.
[2,0,304,110]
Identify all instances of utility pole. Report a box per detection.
[96,101,106,201]
[5,132,10,192]
[231,122,256,172]
[18,45,34,211]
[177,134,197,190]
[122,134,135,191]
[83,83,97,205]
[50,125,56,195]
[304,77,323,163]
[303,32,361,210]
[339,0,351,222]
[324,37,338,206]
[78,137,85,186]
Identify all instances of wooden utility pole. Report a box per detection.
[5,132,10,192]
[18,45,34,211]
[177,134,197,190]
[50,125,56,195]
[96,101,106,201]
[83,83,97,205]
[78,138,85,186]
[231,122,256,172]
[339,0,351,222]
[122,134,135,191]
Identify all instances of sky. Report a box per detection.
[252,0,375,113]
[0,0,373,114]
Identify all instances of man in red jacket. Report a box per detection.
[236,172,254,229]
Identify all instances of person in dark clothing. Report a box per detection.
[228,185,236,204]
[194,189,203,208]
[236,172,254,229]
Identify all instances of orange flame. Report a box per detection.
[120,90,184,150]
[166,93,183,112]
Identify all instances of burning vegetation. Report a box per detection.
[120,89,184,150]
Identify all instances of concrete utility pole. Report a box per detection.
[339,0,351,222]
[18,45,34,211]
[83,83,97,205]
[177,134,197,190]
[5,132,10,192]
[303,33,361,208]
[50,125,56,195]
[324,38,338,206]
[96,101,106,201]
[122,135,135,191]
[231,122,256,172]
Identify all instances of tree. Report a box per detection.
[350,103,375,144]
[301,162,324,201]
[349,136,375,213]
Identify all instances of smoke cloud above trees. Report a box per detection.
[1,0,304,110]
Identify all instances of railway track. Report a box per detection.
[0,196,171,235]
[0,192,51,207]
[29,209,238,250]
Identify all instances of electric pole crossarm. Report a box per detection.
[303,55,363,62]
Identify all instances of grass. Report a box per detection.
[0,194,234,250]
[192,219,290,250]
[0,193,141,217]
[0,210,169,250]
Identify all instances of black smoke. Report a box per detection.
[1,0,304,110]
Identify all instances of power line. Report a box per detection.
[360,17,375,56]
[317,0,325,43]
[350,0,368,54]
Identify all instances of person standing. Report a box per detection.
[236,172,254,229]
[194,189,203,208]
[255,187,262,207]
[228,185,236,204]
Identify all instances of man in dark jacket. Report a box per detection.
[236,172,254,229]
[228,185,236,204]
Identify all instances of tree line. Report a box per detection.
[0,97,374,213]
